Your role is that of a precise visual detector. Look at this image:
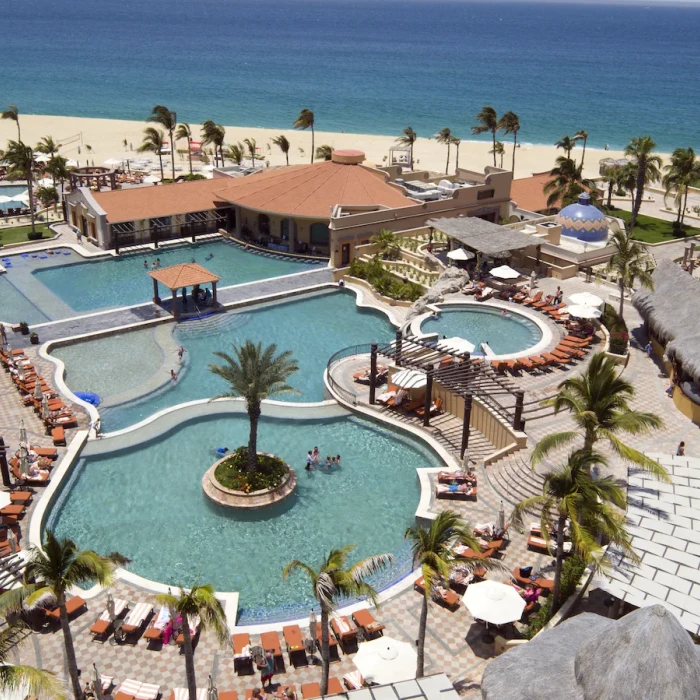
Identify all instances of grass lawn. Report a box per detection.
[0,223,55,246]
[605,206,700,244]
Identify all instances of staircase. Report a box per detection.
[484,449,547,508]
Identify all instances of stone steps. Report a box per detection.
[485,450,546,508]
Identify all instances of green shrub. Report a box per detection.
[348,257,423,301]
[214,446,289,493]
[601,303,629,354]
[27,231,45,241]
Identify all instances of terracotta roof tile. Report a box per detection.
[510,172,560,213]
[148,262,220,290]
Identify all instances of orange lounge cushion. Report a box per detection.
[90,619,111,636]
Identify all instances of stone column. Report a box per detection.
[212,281,218,305]
[152,278,161,305]
[173,288,180,319]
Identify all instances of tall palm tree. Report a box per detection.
[201,120,226,167]
[555,135,577,159]
[490,141,506,169]
[514,449,634,612]
[451,136,461,170]
[543,156,597,208]
[225,143,245,165]
[600,166,617,209]
[472,106,499,166]
[45,154,70,191]
[435,128,453,174]
[624,136,663,230]
[662,147,700,225]
[606,229,655,319]
[405,511,505,677]
[396,126,417,169]
[175,123,194,175]
[271,135,291,166]
[209,341,299,472]
[283,546,393,695]
[293,109,315,164]
[3,140,38,234]
[35,185,59,213]
[574,130,589,168]
[499,111,520,172]
[619,161,638,204]
[1,104,21,140]
[147,105,177,180]
[315,144,333,161]
[531,353,668,480]
[155,584,228,700]
[36,135,61,158]
[243,137,258,166]
[137,127,166,180]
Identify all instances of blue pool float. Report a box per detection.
[20,253,29,258]
[211,447,230,457]
[39,254,48,259]
[30,254,38,258]
[63,251,71,255]
[74,391,101,406]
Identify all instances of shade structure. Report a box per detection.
[353,636,417,684]
[0,195,14,204]
[569,292,603,308]
[437,336,476,354]
[463,580,525,626]
[490,265,520,280]
[567,305,602,320]
[392,368,428,390]
[14,191,30,205]
[149,262,221,290]
[447,248,474,261]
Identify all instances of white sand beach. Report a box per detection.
[0,113,657,180]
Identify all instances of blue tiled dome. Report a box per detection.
[556,193,608,243]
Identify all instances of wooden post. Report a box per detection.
[212,281,218,305]
[152,278,161,305]
[460,395,472,460]
[514,391,525,431]
[423,370,433,427]
[0,437,11,488]
[369,344,378,405]
[173,288,180,319]
[395,329,403,365]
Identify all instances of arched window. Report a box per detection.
[258,213,270,236]
[310,222,329,247]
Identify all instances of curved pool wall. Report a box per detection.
[410,300,552,360]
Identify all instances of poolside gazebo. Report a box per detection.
[148,263,221,319]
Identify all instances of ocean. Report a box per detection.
[3,0,700,151]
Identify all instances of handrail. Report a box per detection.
[326,343,375,405]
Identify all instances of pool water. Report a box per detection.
[420,305,542,355]
[0,184,27,212]
[0,275,49,325]
[49,413,437,621]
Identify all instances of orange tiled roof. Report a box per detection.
[213,160,414,218]
[510,172,560,213]
[148,263,220,290]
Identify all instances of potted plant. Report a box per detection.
[19,322,29,336]
[30,332,40,345]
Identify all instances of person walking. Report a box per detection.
[644,341,653,358]
[677,441,686,456]
[259,649,275,689]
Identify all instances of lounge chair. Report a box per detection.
[504,359,522,373]
[301,683,321,700]
[170,689,207,700]
[490,360,506,373]
[435,483,477,499]
[260,630,285,671]
[327,678,344,695]
[343,671,365,690]
[120,602,153,640]
[314,621,339,658]
[512,566,554,591]
[376,384,397,405]
[114,679,160,700]
[0,503,26,518]
[533,295,554,309]
[415,396,443,418]
[352,608,384,638]
[218,693,239,700]
[522,290,543,306]
[89,597,128,640]
[232,632,254,674]
[539,353,565,366]
[46,596,87,623]
[176,614,201,645]
[9,491,32,506]
[518,357,537,371]
[51,427,66,446]
[528,535,572,554]
[437,471,476,485]
[414,576,460,609]
[143,604,171,647]
[29,446,58,459]
[475,287,494,301]
[331,615,358,647]
[453,542,497,560]
[283,624,308,667]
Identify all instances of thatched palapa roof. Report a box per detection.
[427,216,535,255]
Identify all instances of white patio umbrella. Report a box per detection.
[107,592,115,620]
[490,265,520,280]
[92,663,104,700]
[19,445,28,479]
[353,636,417,684]
[392,368,427,390]
[463,580,525,626]
[7,528,17,554]
[17,364,25,382]
[567,305,602,320]
[143,174,161,183]
[33,380,43,402]
[104,158,122,166]
[569,292,604,308]
[497,501,506,532]
[447,248,474,261]
[207,675,218,700]
[0,195,14,204]
[65,159,78,167]
[438,336,476,354]
[41,394,50,419]
[14,191,30,205]
[19,420,27,445]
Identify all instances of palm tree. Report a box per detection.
[514,449,634,612]
[472,106,499,166]
[147,105,177,180]
[451,136,461,170]
[370,229,400,259]
[209,341,299,472]
[606,229,655,319]
[35,185,59,213]
[137,127,166,180]
[490,141,506,169]
[271,135,291,166]
[155,584,228,700]
[315,144,333,161]
[618,160,638,204]
[176,123,194,175]
[45,154,70,191]
[201,120,226,167]
[1,104,21,140]
[405,511,505,677]
[543,156,597,208]
[600,167,617,209]
[662,147,700,225]
[283,546,393,694]
[531,353,668,480]
[435,128,453,174]
[243,138,258,166]
[36,135,61,158]
[499,111,520,172]
[3,140,38,234]
[396,126,418,169]
[555,135,577,159]
[574,130,589,168]
[624,136,663,230]
[293,109,315,164]
[225,143,245,165]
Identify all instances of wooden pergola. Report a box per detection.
[148,262,221,319]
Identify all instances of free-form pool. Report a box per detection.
[420,304,542,355]
[49,412,437,622]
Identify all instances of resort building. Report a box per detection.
[509,171,562,216]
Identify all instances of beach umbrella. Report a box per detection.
[17,364,25,382]
[463,580,525,626]
[490,265,520,280]
[7,528,17,554]
[567,305,602,320]
[353,637,417,684]
[41,394,50,419]
[207,675,218,700]
[447,248,474,261]
[104,158,122,166]
[497,501,506,532]
[14,191,30,205]
[19,445,28,479]
[107,592,115,620]
[65,159,78,167]
[0,195,13,204]
[19,420,27,446]
[392,368,427,390]
[143,174,161,184]
[33,380,43,402]
[92,663,104,700]
[569,291,604,308]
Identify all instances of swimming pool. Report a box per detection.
[0,240,321,323]
[48,412,437,622]
[0,184,27,213]
[419,304,542,355]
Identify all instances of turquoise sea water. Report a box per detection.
[3,0,700,151]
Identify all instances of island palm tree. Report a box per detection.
[371,228,400,259]
[624,136,663,230]
[574,130,589,168]
[514,449,634,612]
[555,135,577,159]
[662,147,700,226]
[315,144,333,161]
[499,111,520,172]
[35,135,61,158]
[435,128,453,174]
[472,106,499,166]
[531,353,668,481]
[155,583,229,700]
[490,141,506,169]
[225,143,245,165]
[243,137,258,166]
[293,109,315,163]
[137,127,166,180]
[201,120,226,167]
[606,229,654,319]
[3,140,38,234]
[396,126,418,169]
[209,341,299,472]
[175,122,194,175]
[1,104,21,140]
[271,134,291,165]
[283,546,393,695]
[147,105,178,180]
[405,511,506,677]
[543,156,597,208]
[451,136,461,170]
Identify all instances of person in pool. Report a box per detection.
[143,260,148,269]
[305,451,314,470]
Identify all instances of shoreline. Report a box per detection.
[1,113,670,181]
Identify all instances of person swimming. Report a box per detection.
[205,253,214,261]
